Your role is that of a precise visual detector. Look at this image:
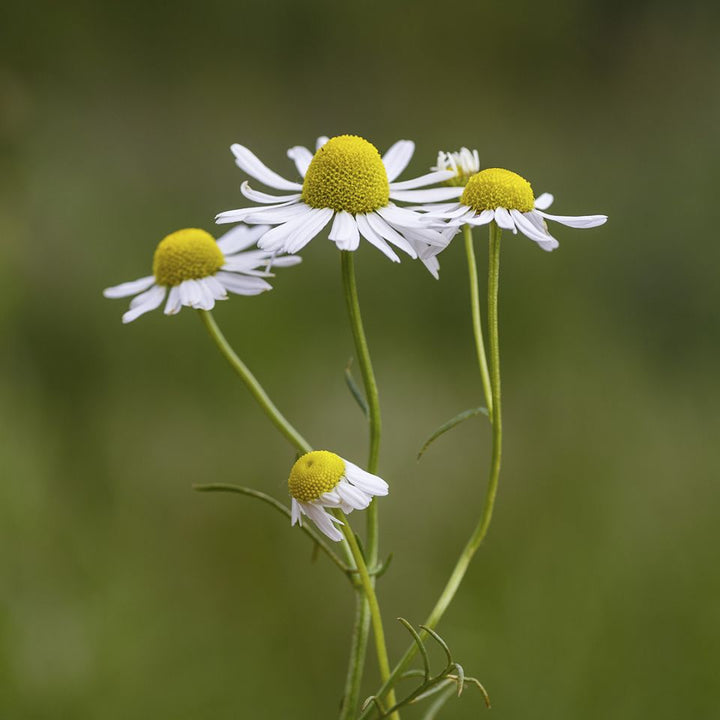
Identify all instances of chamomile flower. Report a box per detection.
[103,225,300,323]
[215,135,460,268]
[421,166,608,251]
[432,147,480,187]
[288,450,389,542]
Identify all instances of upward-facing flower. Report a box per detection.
[420,165,608,251]
[288,450,389,542]
[103,225,300,323]
[215,135,460,267]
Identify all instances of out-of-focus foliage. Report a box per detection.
[1,1,719,717]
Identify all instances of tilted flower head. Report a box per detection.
[215,135,460,271]
[103,225,300,323]
[420,164,608,251]
[288,450,389,542]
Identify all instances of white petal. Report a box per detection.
[534,192,554,210]
[355,214,400,262]
[376,204,436,229]
[315,136,329,151]
[243,203,313,226]
[397,223,448,248]
[382,140,415,182]
[285,207,334,254]
[230,143,303,190]
[343,460,389,496]
[204,274,229,300]
[121,285,166,323]
[317,489,343,508]
[287,146,314,177]
[366,213,417,258]
[268,254,302,268]
[240,181,302,205]
[536,210,608,228]
[195,278,217,310]
[390,187,464,203]
[420,203,469,219]
[335,480,371,510]
[216,200,298,225]
[328,211,360,251]
[511,210,559,251]
[420,253,440,279]
[216,224,269,254]
[466,209,495,226]
[494,207,516,232]
[164,285,182,315]
[216,272,273,296]
[103,275,155,299]
[303,503,344,542]
[389,170,455,190]
[291,498,301,526]
[257,211,319,253]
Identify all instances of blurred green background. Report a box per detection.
[2,0,719,717]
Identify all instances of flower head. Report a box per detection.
[103,225,300,323]
[420,164,608,251]
[288,450,389,542]
[215,135,460,272]
[431,147,480,187]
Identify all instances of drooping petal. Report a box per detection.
[287,145,314,177]
[534,192,554,210]
[121,285,166,323]
[302,503,344,542]
[366,212,417,258]
[328,211,361,251]
[216,224,270,254]
[164,285,182,315]
[536,210,608,228]
[240,181,302,205]
[494,207,517,232]
[215,272,273,296]
[284,207,334,254]
[355,214,401,262]
[343,460,389,496]
[511,210,559,251]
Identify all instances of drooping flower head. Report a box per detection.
[103,225,300,323]
[288,450,389,542]
[420,156,608,251]
[216,135,459,274]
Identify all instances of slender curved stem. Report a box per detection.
[336,511,398,720]
[339,251,383,717]
[463,224,493,418]
[193,483,351,575]
[198,309,312,455]
[360,223,503,717]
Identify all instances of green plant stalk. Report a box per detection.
[198,309,312,455]
[337,511,399,720]
[463,224,494,418]
[339,251,383,716]
[360,223,503,716]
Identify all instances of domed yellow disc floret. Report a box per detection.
[301,135,390,214]
[288,451,345,503]
[152,228,224,287]
[461,168,535,213]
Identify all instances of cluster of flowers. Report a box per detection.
[104,134,607,539]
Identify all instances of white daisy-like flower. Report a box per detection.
[419,167,608,251]
[103,225,300,323]
[431,147,480,187]
[288,450,389,542]
[215,134,461,274]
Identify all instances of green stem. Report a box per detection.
[340,593,371,719]
[463,224,493,418]
[198,309,312,455]
[339,251,383,716]
[337,511,398,720]
[360,223,503,717]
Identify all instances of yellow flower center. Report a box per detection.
[152,228,224,287]
[461,168,535,213]
[301,135,390,214]
[288,451,345,503]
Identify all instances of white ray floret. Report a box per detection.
[288,450,389,542]
[216,134,460,274]
[103,226,301,323]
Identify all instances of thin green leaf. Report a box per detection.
[417,407,489,460]
[398,618,431,681]
[419,625,453,668]
[371,552,393,578]
[465,677,492,708]
[345,358,369,416]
